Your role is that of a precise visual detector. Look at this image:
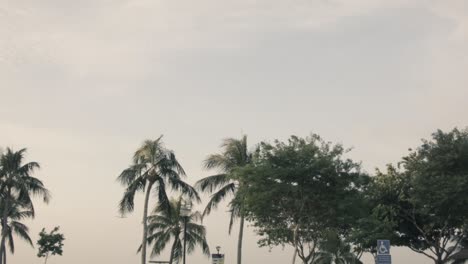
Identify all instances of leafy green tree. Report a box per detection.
[313,231,362,264]
[374,129,468,264]
[348,165,407,261]
[195,135,252,264]
[236,135,368,264]
[0,199,33,264]
[117,137,199,264]
[143,197,209,264]
[0,148,50,264]
[37,227,65,264]
[448,231,468,264]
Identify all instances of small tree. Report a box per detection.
[37,227,64,264]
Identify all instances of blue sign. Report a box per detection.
[377,240,390,255]
[376,240,391,264]
[376,255,391,264]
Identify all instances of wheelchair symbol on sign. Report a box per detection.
[378,241,389,254]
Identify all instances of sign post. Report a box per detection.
[376,240,391,264]
[212,253,224,264]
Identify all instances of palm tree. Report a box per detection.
[195,135,252,264]
[143,197,209,263]
[117,137,200,264]
[312,234,362,264]
[0,199,34,264]
[0,148,50,264]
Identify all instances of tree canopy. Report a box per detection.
[37,227,65,264]
[144,197,209,264]
[0,148,49,264]
[358,129,468,264]
[117,137,199,264]
[396,129,468,263]
[236,135,369,264]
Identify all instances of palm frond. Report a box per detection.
[155,177,171,214]
[170,238,183,262]
[11,221,33,246]
[166,176,200,203]
[117,164,146,186]
[138,229,170,256]
[17,176,51,204]
[118,177,146,214]
[146,198,209,262]
[203,154,232,171]
[133,136,164,164]
[17,161,40,176]
[164,151,186,177]
[7,231,15,254]
[203,183,236,216]
[195,174,229,193]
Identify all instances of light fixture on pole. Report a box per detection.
[180,199,193,264]
[212,245,224,264]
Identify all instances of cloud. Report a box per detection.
[1,2,467,263]
[0,0,441,76]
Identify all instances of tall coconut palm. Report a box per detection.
[195,135,252,264]
[0,148,50,264]
[143,197,209,264]
[0,199,34,264]
[117,137,200,264]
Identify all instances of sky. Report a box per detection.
[1,0,468,263]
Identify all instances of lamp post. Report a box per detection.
[213,246,224,264]
[180,199,193,264]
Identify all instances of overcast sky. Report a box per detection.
[1,0,468,263]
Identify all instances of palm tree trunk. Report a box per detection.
[237,214,245,264]
[141,181,154,264]
[0,202,8,264]
[169,237,179,264]
[44,253,49,264]
[0,235,5,264]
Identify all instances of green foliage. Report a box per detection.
[363,128,468,263]
[236,135,369,263]
[117,137,200,264]
[196,135,252,227]
[37,227,64,260]
[0,199,34,254]
[349,165,410,256]
[313,231,362,264]
[399,128,468,263]
[0,148,50,264]
[117,137,199,216]
[195,135,252,264]
[403,128,468,224]
[144,197,209,263]
[0,148,50,214]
